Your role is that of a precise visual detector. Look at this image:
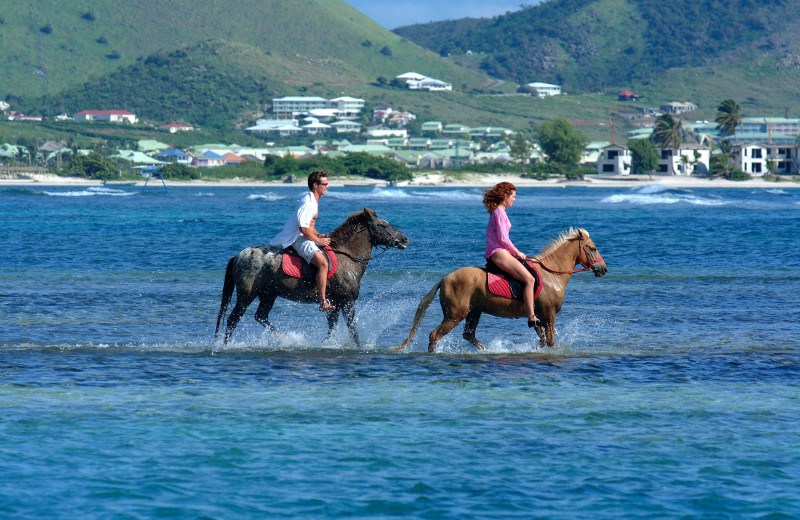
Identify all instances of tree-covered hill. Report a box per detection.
[394,0,798,92]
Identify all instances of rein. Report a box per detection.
[331,220,391,266]
[530,238,603,275]
[333,246,390,265]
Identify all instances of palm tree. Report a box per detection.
[652,114,682,149]
[715,99,742,136]
[710,139,734,178]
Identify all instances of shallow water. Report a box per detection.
[1,184,799,517]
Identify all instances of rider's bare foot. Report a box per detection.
[319,298,336,312]
[528,315,540,327]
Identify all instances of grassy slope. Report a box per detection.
[0,0,491,100]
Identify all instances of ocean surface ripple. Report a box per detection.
[1,184,799,518]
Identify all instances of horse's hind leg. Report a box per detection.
[462,309,485,350]
[254,293,278,333]
[428,316,464,353]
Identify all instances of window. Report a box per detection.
[603,164,615,172]
[752,148,763,159]
[607,150,619,159]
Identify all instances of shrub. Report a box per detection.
[728,168,752,181]
[40,24,53,34]
[158,163,200,180]
[65,152,119,180]
[82,12,96,21]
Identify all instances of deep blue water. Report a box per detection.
[1,183,799,518]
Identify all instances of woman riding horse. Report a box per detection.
[395,228,607,352]
[483,182,539,327]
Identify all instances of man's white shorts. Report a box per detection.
[291,236,320,263]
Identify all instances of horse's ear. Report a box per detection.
[364,207,376,218]
[576,228,589,240]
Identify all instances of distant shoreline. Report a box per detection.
[2,172,799,189]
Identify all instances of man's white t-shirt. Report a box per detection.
[270,191,318,248]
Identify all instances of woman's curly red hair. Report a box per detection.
[482,182,516,213]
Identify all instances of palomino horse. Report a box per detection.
[215,207,409,345]
[395,228,607,352]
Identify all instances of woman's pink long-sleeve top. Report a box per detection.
[484,206,520,259]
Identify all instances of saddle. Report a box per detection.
[485,258,542,300]
[281,246,338,280]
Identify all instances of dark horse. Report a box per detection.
[395,228,607,352]
[215,207,409,344]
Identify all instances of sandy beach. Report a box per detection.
[2,172,799,189]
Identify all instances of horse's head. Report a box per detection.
[576,229,608,277]
[363,207,409,250]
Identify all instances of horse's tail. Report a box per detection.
[394,279,442,351]
[214,256,237,340]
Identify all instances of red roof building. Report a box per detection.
[618,90,641,101]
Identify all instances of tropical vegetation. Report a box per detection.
[536,117,589,178]
[628,138,659,178]
[715,99,743,136]
[651,115,682,149]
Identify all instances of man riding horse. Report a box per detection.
[270,170,336,311]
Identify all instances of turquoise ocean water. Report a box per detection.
[1,184,799,518]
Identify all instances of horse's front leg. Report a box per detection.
[254,293,278,333]
[324,308,340,341]
[341,302,361,347]
[532,322,547,348]
[546,319,556,347]
[462,309,485,350]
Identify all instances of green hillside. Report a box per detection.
[0,0,493,102]
[394,0,800,115]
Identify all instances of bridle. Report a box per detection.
[530,238,603,275]
[332,218,393,265]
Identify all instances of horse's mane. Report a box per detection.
[328,210,366,243]
[536,228,589,259]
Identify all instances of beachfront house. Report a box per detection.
[730,143,768,176]
[763,144,798,174]
[656,145,711,176]
[596,144,632,175]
